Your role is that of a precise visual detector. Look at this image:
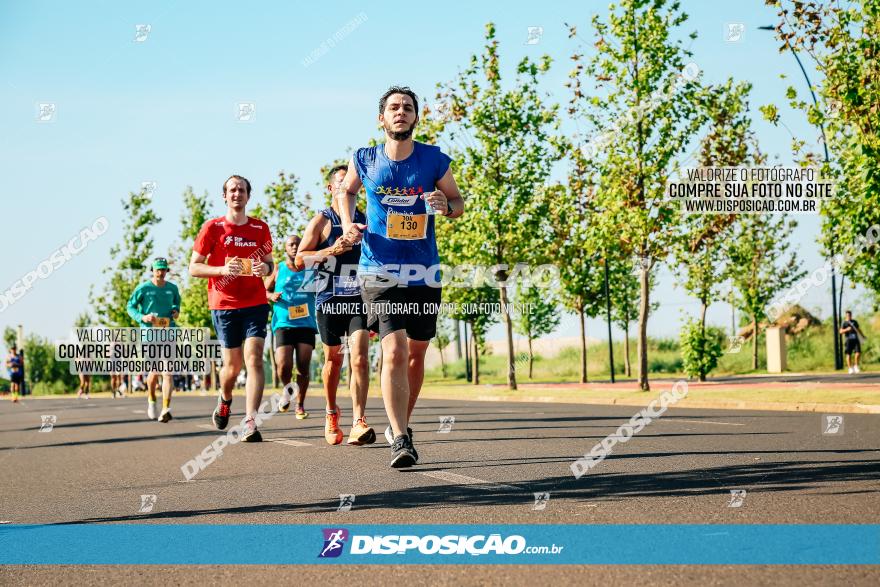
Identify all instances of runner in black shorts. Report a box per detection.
[265,235,317,420]
[296,164,376,446]
[338,87,465,468]
[6,346,23,404]
[839,310,866,374]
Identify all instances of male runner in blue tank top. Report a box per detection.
[338,86,465,468]
[296,164,376,447]
[265,235,317,420]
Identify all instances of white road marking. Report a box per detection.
[265,438,312,447]
[132,410,145,414]
[418,470,518,491]
[195,424,214,430]
[662,418,744,426]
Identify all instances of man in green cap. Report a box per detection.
[126,257,181,422]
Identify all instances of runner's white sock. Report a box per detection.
[282,383,295,399]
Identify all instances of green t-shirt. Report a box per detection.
[126,280,181,327]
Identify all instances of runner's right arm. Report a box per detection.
[338,157,365,242]
[264,265,281,303]
[126,285,149,324]
[189,251,239,278]
[293,212,352,270]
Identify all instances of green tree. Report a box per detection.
[90,188,160,327]
[446,285,499,385]
[172,187,213,330]
[726,215,806,369]
[680,320,724,380]
[674,80,755,380]
[567,0,708,390]
[433,315,452,378]
[513,286,561,379]
[23,334,77,394]
[765,0,880,302]
[436,22,560,390]
[250,171,313,258]
[3,327,15,351]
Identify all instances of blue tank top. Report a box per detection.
[271,262,317,332]
[353,142,452,285]
[315,206,366,308]
[8,354,22,375]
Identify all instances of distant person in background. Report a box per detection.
[77,373,91,399]
[839,310,867,374]
[6,346,23,403]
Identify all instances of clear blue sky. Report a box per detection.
[0,0,863,353]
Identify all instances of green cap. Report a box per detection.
[152,258,169,270]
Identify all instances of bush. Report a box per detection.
[32,380,73,395]
[653,338,678,352]
[649,356,683,373]
[680,320,724,380]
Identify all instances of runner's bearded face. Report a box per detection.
[380,94,418,141]
[224,178,249,211]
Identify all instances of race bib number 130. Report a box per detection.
[386,213,427,240]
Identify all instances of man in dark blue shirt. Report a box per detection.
[839,310,867,374]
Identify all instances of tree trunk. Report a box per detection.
[752,315,759,370]
[499,284,517,390]
[439,344,447,378]
[528,336,534,379]
[699,300,708,382]
[464,321,471,382]
[578,299,588,383]
[472,328,480,386]
[623,317,632,377]
[454,319,462,360]
[637,263,650,391]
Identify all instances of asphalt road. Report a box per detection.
[2,393,878,585]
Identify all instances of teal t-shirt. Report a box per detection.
[126,280,181,327]
[271,263,317,332]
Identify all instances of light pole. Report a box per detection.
[759,25,842,370]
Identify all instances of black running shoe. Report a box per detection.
[241,417,262,442]
[212,399,231,430]
[390,434,416,468]
[407,427,418,462]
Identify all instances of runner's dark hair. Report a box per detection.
[379,86,419,115]
[326,165,348,183]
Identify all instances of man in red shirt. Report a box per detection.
[189,175,274,442]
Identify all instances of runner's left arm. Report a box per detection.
[171,285,181,319]
[431,168,465,218]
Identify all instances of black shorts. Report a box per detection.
[10,373,23,385]
[273,327,317,349]
[361,284,442,341]
[316,297,368,346]
[845,337,861,355]
[210,304,270,349]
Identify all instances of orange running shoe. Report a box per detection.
[347,417,376,445]
[325,407,343,445]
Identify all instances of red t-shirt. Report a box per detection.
[193,215,273,310]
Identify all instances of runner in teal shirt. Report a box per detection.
[265,236,317,419]
[125,258,180,422]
